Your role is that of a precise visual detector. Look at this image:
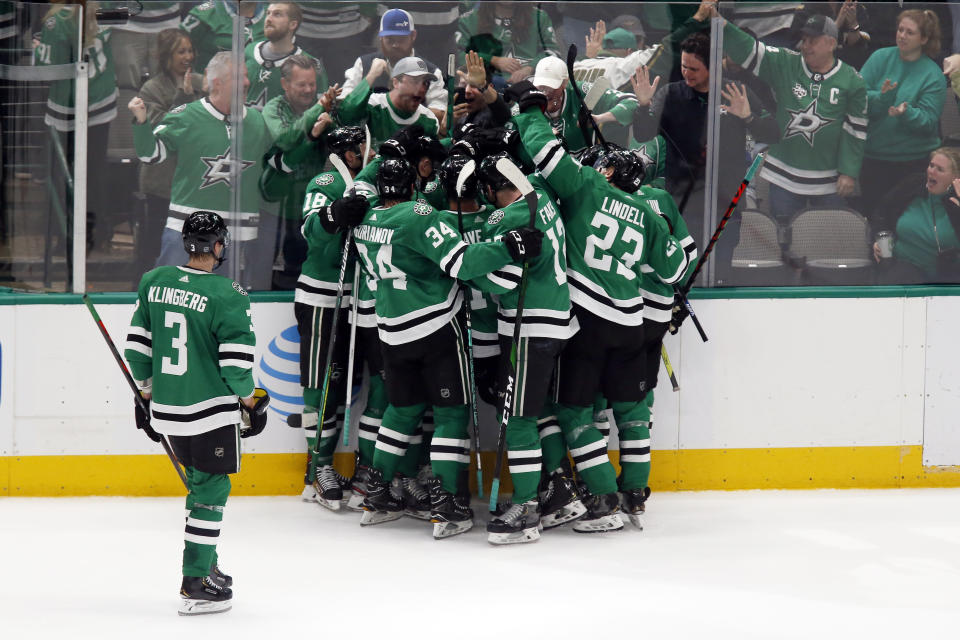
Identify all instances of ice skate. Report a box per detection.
[209,563,232,588]
[347,459,373,512]
[540,467,587,529]
[487,500,541,545]
[313,464,347,511]
[573,492,624,533]
[430,481,474,539]
[619,487,651,530]
[401,474,432,520]
[359,468,404,526]
[179,575,232,616]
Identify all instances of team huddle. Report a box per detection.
[287,74,698,545]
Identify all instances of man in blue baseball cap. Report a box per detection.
[340,7,447,129]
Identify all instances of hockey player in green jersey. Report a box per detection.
[467,152,586,544]
[338,56,439,149]
[181,0,265,72]
[507,80,691,533]
[124,211,269,616]
[244,2,327,110]
[721,11,867,216]
[290,126,369,509]
[131,51,281,289]
[347,157,542,538]
[355,125,448,210]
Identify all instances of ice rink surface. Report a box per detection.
[3,489,960,639]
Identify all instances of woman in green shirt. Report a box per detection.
[874,147,960,283]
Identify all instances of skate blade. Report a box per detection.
[315,496,342,512]
[573,513,624,534]
[627,513,643,530]
[432,519,474,539]
[359,509,403,526]
[346,492,366,512]
[178,598,232,616]
[300,486,317,502]
[404,508,432,521]
[541,500,587,529]
[487,527,541,545]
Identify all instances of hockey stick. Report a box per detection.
[660,344,679,392]
[310,153,355,478]
[488,157,538,512]
[81,294,189,490]
[671,154,766,341]
[454,159,484,499]
[362,125,371,170]
[342,267,360,447]
[682,153,766,293]
[566,44,608,149]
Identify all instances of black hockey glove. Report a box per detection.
[503,227,543,262]
[240,388,271,439]
[503,80,547,113]
[330,194,370,229]
[379,123,425,159]
[668,294,691,335]
[134,397,162,443]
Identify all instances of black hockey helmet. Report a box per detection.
[376,157,416,200]
[326,126,365,157]
[182,211,230,265]
[477,152,520,195]
[593,147,645,193]
[438,154,479,200]
[576,143,611,168]
[416,135,448,163]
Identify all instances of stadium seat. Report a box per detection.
[729,208,788,285]
[788,207,875,285]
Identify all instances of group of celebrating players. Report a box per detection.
[287,74,698,547]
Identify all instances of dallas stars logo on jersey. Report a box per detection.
[200,151,257,189]
[784,100,834,146]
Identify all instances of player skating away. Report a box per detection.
[507,81,691,533]
[467,152,587,544]
[346,157,542,538]
[124,212,269,615]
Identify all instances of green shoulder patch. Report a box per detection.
[487,210,505,225]
[232,282,248,296]
[413,202,433,216]
[315,173,334,186]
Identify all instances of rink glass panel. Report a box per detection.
[2,2,959,292]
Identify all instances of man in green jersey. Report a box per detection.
[508,80,691,533]
[124,211,268,616]
[244,2,327,110]
[721,10,867,218]
[346,158,542,538]
[289,126,366,509]
[338,56,440,149]
[131,51,281,290]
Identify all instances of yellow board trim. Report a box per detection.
[3,446,960,496]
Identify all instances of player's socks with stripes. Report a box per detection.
[371,403,425,484]
[536,413,566,472]
[593,394,611,445]
[555,404,618,495]
[612,398,652,529]
[314,404,345,467]
[505,415,542,504]
[182,467,229,587]
[430,405,470,495]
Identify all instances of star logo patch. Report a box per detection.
[783,100,833,146]
[199,152,256,189]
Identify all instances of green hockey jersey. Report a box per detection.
[514,109,689,326]
[297,170,354,308]
[454,6,560,69]
[629,135,667,190]
[437,206,500,358]
[244,41,327,110]
[134,98,277,241]
[337,79,439,149]
[35,9,117,131]
[180,0,265,71]
[352,199,515,345]
[636,185,698,324]
[723,21,867,196]
[125,265,256,437]
[354,155,447,210]
[471,180,578,340]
